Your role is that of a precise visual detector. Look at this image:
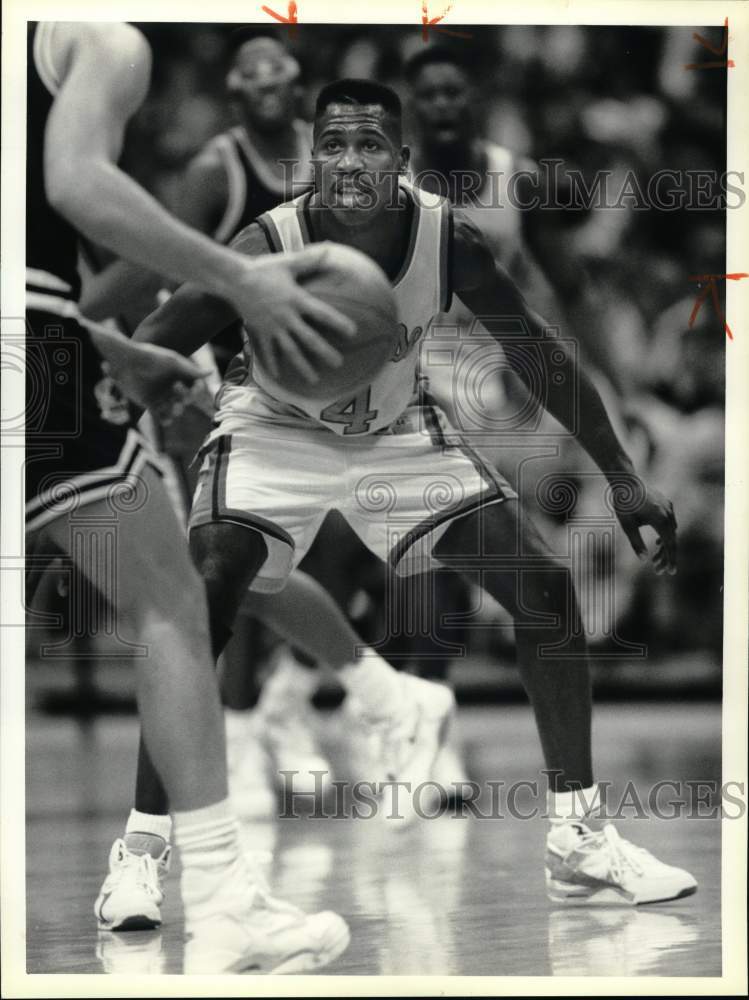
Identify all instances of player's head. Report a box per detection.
[311,79,409,227]
[226,35,300,131]
[404,46,476,146]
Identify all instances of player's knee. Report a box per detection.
[190,523,267,586]
[190,522,268,633]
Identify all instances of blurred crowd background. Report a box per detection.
[28,23,727,707]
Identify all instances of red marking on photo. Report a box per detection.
[688,273,748,340]
[421,2,473,42]
[261,1,298,38]
[684,17,735,69]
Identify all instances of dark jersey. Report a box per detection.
[26,22,81,300]
[207,122,312,244]
[24,22,158,535]
[205,122,311,370]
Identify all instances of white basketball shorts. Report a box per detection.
[189,402,516,593]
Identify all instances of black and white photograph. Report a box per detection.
[1,0,747,994]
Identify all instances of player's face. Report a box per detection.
[227,41,298,131]
[410,63,474,145]
[312,104,408,227]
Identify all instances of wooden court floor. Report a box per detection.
[25,703,722,978]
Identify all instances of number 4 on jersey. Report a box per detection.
[320,387,378,435]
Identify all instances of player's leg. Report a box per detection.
[435,497,593,790]
[194,427,457,828]
[130,519,268,818]
[38,467,230,933]
[46,472,350,963]
[33,468,215,916]
[436,498,696,904]
[37,470,228,814]
[240,568,362,668]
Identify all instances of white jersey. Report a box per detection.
[213,181,452,438]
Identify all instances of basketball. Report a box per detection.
[264,242,399,401]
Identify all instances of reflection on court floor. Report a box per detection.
[26,704,721,976]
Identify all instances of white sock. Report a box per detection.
[124,808,172,856]
[547,783,602,826]
[125,808,173,840]
[339,648,402,718]
[224,706,254,744]
[173,798,249,919]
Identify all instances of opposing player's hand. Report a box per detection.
[612,479,678,574]
[225,244,357,383]
[100,340,208,421]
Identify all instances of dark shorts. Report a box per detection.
[24,309,161,534]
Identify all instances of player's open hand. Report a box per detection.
[225,245,356,383]
[612,477,678,575]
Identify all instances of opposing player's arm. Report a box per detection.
[132,223,268,356]
[78,149,229,321]
[452,208,676,571]
[45,22,353,375]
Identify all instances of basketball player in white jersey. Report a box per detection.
[24,21,360,972]
[174,33,342,789]
[130,78,696,910]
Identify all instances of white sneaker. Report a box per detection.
[546,822,698,905]
[183,857,349,974]
[255,651,333,798]
[94,838,171,931]
[357,673,455,829]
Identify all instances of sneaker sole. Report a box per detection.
[97,913,162,932]
[546,871,698,906]
[269,921,351,974]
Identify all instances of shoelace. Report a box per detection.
[573,825,652,881]
[112,844,160,895]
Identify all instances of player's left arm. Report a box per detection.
[452,208,677,573]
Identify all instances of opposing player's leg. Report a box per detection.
[130,519,269,820]
[128,494,367,827]
[35,469,230,816]
[36,463,349,967]
[436,498,697,905]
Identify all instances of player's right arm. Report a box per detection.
[44,22,353,376]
